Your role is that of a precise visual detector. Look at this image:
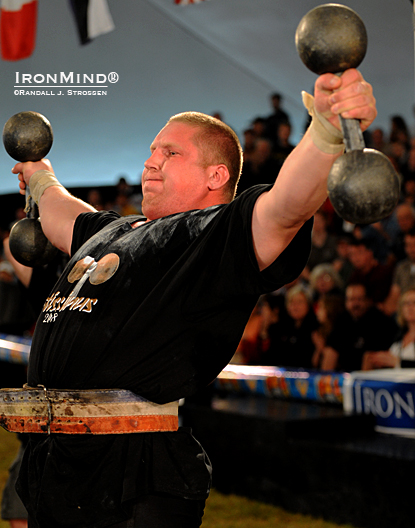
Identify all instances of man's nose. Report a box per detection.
[144,150,162,171]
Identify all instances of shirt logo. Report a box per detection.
[42,253,120,323]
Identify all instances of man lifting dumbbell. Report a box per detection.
[3,9,378,528]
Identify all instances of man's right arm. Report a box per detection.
[12,159,97,256]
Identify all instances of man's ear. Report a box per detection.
[208,165,230,191]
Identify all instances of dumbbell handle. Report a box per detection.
[339,115,365,152]
[24,187,37,220]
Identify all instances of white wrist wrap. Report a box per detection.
[28,170,63,205]
[302,91,345,155]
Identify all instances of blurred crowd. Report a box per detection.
[233,94,415,373]
[1,96,415,377]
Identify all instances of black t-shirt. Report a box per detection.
[17,185,312,528]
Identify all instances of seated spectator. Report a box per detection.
[251,116,267,141]
[311,293,345,369]
[272,121,295,165]
[332,235,354,285]
[238,138,281,193]
[234,294,285,365]
[302,209,338,280]
[390,203,415,262]
[387,115,411,172]
[321,283,398,372]
[309,263,344,306]
[86,189,105,211]
[402,177,415,206]
[387,141,408,176]
[384,228,415,316]
[368,127,387,153]
[242,128,256,163]
[401,147,415,183]
[347,237,394,310]
[261,285,319,369]
[0,258,34,339]
[352,222,392,265]
[362,288,415,369]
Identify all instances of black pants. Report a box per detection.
[108,493,206,528]
[28,493,206,528]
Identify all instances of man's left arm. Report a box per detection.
[252,69,377,271]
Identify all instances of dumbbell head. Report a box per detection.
[3,111,53,162]
[9,218,58,267]
[295,3,368,74]
[327,149,401,224]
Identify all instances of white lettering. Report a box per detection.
[354,381,362,413]
[46,73,57,83]
[357,385,415,420]
[374,389,394,418]
[60,72,73,83]
[33,73,45,83]
[394,391,415,419]
[362,387,376,415]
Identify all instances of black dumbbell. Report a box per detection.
[3,111,58,266]
[295,3,400,225]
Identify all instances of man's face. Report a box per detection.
[396,207,415,232]
[348,244,371,270]
[286,292,309,322]
[141,122,212,220]
[345,285,369,320]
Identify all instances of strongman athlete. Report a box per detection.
[7,68,376,527]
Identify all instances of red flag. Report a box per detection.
[174,0,208,4]
[1,0,37,61]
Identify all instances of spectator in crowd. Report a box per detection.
[347,237,394,309]
[388,115,411,152]
[390,202,415,262]
[384,228,415,315]
[238,138,281,194]
[273,121,295,165]
[368,127,387,153]
[311,293,345,369]
[332,235,354,285]
[250,116,268,142]
[0,255,34,341]
[309,263,344,307]
[86,189,105,211]
[108,176,140,216]
[401,146,415,183]
[211,112,224,122]
[241,128,256,163]
[387,141,408,176]
[401,177,415,206]
[362,288,415,369]
[302,209,338,280]
[264,92,290,148]
[321,283,398,372]
[261,285,319,369]
[233,294,285,365]
[352,223,392,265]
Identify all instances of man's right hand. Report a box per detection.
[12,158,54,195]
